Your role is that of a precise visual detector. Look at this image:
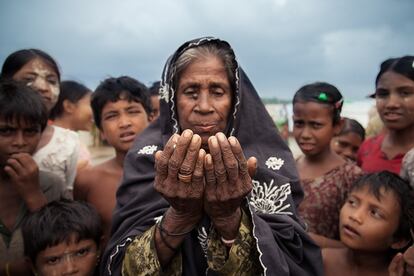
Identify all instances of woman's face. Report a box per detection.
[12,58,60,112]
[375,71,414,131]
[176,55,232,149]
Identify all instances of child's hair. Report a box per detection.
[338,117,365,141]
[149,81,160,97]
[49,80,91,120]
[375,55,414,86]
[91,76,151,129]
[0,49,61,81]
[0,79,48,131]
[293,82,344,125]
[22,199,102,263]
[350,171,414,242]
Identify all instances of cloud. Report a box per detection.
[1,0,413,99]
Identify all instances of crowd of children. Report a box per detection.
[0,46,413,275]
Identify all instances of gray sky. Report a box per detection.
[1,0,413,100]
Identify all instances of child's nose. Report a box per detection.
[61,255,80,275]
[349,208,363,224]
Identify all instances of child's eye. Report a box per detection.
[0,127,15,136]
[129,109,142,114]
[46,256,61,265]
[347,197,357,207]
[399,89,414,97]
[75,247,90,257]
[24,128,41,136]
[375,89,389,98]
[370,208,383,219]
[311,122,323,129]
[293,121,303,128]
[103,113,117,120]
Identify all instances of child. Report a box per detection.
[149,80,160,120]
[323,171,414,276]
[0,80,64,275]
[22,199,102,276]
[74,76,152,246]
[331,117,365,162]
[358,56,414,174]
[293,82,363,245]
[1,49,80,195]
[50,80,94,169]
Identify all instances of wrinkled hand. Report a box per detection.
[389,245,414,276]
[204,133,256,239]
[4,153,46,211]
[154,129,206,227]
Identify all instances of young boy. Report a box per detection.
[0,80,64,275]
[74,76,152,246]
[323,171,414,276]
[22,199,102,276]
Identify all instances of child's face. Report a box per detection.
[12,58,60,112]
[71,93,94,131]
[150,95,160,120]
[0,118,42,168]
[34,237,98,276]
[331,132,363,162]
[339,185,401,252]
[376,71,414,131]
[100,99,149,153]
[293,101,340,157]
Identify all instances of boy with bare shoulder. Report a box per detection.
[323,171,414,276]
[74,76,152,246]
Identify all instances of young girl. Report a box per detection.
[331,117,365,162]
[323,172,414,276]
[358,56,414,174]
[1,49,80,196]
[293,82,363,245]
[50,80,93,168]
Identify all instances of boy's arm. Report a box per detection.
[73,168,92,201]
[4,153,47,211]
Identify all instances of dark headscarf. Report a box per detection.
[101,37,323,276]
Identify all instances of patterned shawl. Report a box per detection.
[101,37,323,276]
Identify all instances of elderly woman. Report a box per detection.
[101,37,323,275]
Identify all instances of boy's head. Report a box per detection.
[0,80,47,167]
[149,81,161,119]
[22,199,102,276]
[91,76,152,152]
[340,171,414,252]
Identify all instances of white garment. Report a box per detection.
[33,125,80,191]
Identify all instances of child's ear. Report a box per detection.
[63,99,76,114]
[391,237,410,250]
[333,117,344,136]
[99,130,107,142]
